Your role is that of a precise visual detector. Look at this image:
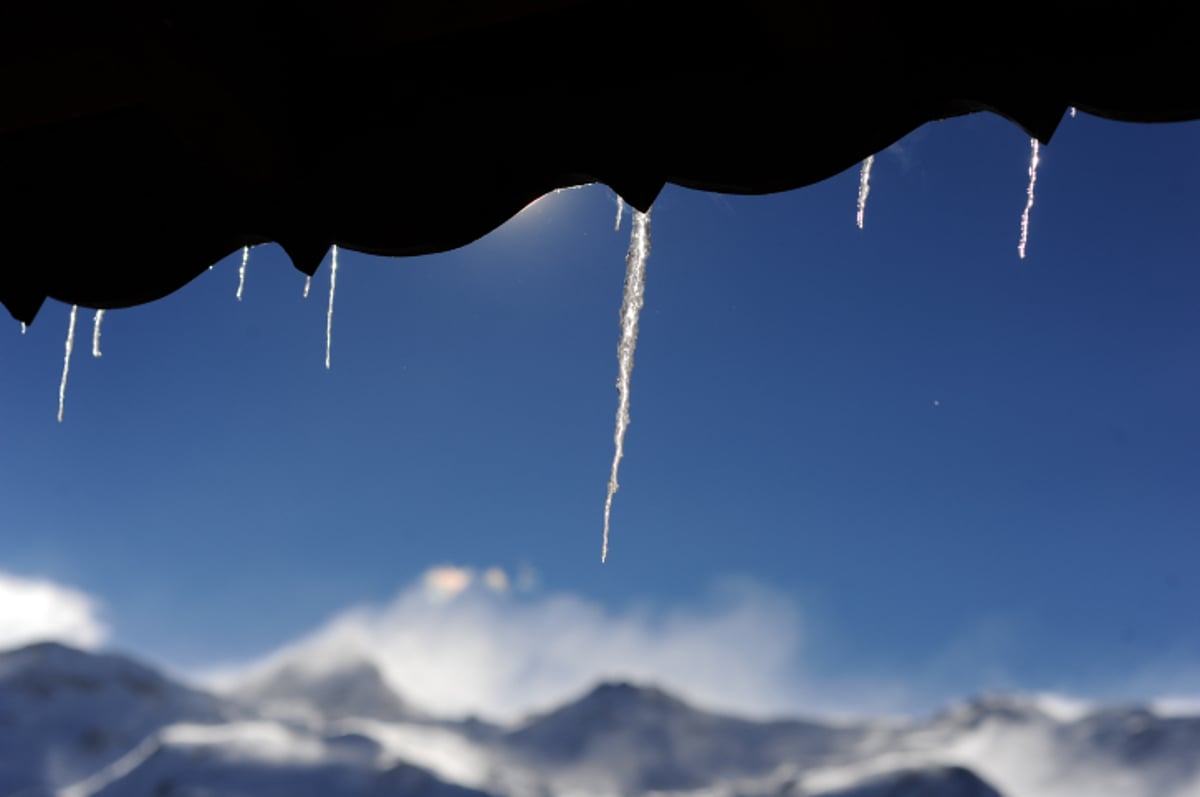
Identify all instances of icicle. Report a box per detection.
[303,275,312,298]
[325,245,338,369]
[236,246,250,301]
[91,310,105,358]
[58,305,78,422]
[1017,139,1041,260]
[1069,107,1077,118]
[601,209,652,563]
[20,322,27,335]
[855,155,875,230]
[614,196,625,231]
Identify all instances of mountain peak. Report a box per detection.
[229,656,416,724]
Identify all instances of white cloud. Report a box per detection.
[0,571,108,651]
[207,568,817,723]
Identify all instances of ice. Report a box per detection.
[1070,107,1077,118]
[91,310,105,358]
[856,155,875,229]
[1018,138,1041,259]
[304,275,312,299]
[325,245,339,369]
[20,322,26,334]
[615,195,625,231]
[601,209,651,562]
[236,246,250,301]
[57,305,78,422]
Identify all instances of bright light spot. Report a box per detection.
[423,566,473,602]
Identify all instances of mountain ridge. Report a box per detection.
[4,642,1199,797]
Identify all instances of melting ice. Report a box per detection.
[325,245,339,369]
[856,155,875,229]
[236,246,250,300]
[602,209,651,562]
[1018,138,1041,259]
[57,305,78,422]
[91,310,105,358]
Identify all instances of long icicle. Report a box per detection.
[602,209,652,562]
[303,275,312,298]
[325,245,338,369]
[614,195,625,231]
[58,305,78,422]
[236,246,250,300]
[1018,139,1041,260]
[91,310,105,357]
[856,155,875,229]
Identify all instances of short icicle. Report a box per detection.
[91,310,105,357]
[58,305,78,422]
[614,195,625,231]
[325,245,339,369]
[1017,138,1041,260]
[601,209,652,563]
[856,155,875,229]
[303,275,312,299]
[236,246,250,300]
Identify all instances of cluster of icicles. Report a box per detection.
[39,117,1065,559]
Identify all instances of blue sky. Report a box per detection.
[1,111,1198,717]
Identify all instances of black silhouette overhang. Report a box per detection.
[4,0,1198,324]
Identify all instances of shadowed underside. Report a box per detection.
[3,0,1198,324]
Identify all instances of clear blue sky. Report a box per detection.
[2,111,1198,711]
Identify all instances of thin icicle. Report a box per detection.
[58,305,78,423]
[303,275,312,298]
[91,310,105,357]
[601,209,651,563]
[20,322,27,335]
[236,246,250,301]
[614,196,625,231]
[1070,107,1077,118]
[325,245,339,369]
[1017,139,1041,260]
[856,155,875,229]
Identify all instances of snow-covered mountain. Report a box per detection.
[4,642,1199,797]
[227,658,417,726]
[0,642,236,796]
[500,682,862,793]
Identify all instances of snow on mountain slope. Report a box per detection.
[798,693,1200,797]
[76,721,502,797]
[499,681,863,794]
[810,765,1003,797]
[226,658,417,726]
[5,643,1199,797]
[0,642,237,796]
